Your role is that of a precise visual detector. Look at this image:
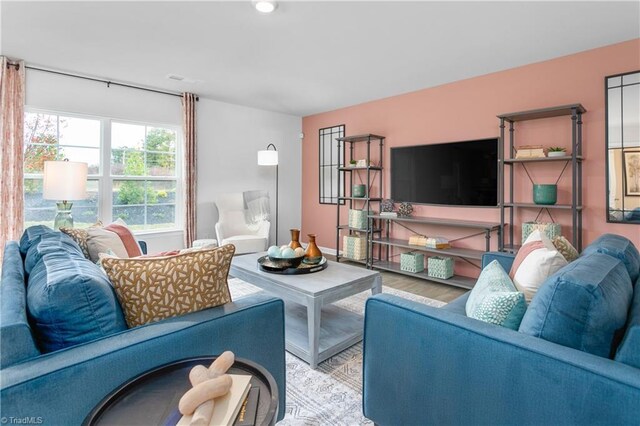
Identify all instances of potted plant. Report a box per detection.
[349,159,357,167]
[547,147,567,158]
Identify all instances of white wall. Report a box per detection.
[196,99,302,247]
[25,69,302,252]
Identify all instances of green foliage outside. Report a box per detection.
[24,114,64,193]
[115,128,175,206]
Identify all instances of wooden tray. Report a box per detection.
[257,255,328,274]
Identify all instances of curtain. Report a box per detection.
[0,57,25,263]
[182,92,197,248]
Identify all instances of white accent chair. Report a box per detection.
[214,193,270,255]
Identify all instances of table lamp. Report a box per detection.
[257,144,278,244]
[43,160,88,229]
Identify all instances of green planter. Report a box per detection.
[533,184,557,205]
[352,184,366,198]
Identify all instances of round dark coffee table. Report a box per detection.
[84,356,278,426]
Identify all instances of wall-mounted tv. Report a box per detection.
[390,138,498,207]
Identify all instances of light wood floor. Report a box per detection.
[326,256,467,303]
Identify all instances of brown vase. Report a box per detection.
[304,234,323,264]
[289,228,302,249]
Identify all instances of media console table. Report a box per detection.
[369,215,501,289]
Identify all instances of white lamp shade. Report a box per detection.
[43,161,88,200]
[258,150,278,166]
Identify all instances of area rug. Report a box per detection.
[228,277,445,425]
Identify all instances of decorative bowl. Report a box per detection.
[267,254,305,269]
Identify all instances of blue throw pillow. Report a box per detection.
[26,239,127,353]
[582,234,640,283]
[519,252,632,358]
[466,260,527,330]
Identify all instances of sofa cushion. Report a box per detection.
[23,228,85,275]
[101,245,235,327]
[519,252,633,358]
[582,233,640,283]
[26,234,127,353]
[510,230,567,302]
[615,278,640,368]
[466,260,527,330]
[19,225,55,255]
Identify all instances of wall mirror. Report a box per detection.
[606,70,640,224]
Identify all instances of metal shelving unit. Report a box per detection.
[498,104,586,252]
[369,215,500,290]
[335,134,384,265]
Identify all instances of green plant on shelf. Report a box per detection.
[548,147,566,152]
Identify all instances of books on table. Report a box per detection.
[178,374,252,426]
[234,386,260,426]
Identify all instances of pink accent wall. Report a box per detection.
[301,39,640,277]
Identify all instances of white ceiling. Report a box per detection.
[1,1,639,117]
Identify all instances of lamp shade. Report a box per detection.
[258,150,278,166]
[43,161,88,201]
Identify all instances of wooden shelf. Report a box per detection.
[338,166,383,171]
[504,203,583,210]
[371,238,486,260]
[336,134,385,143]
[339,196,383,201]
[498,104,586,122]
[371,261,476,290]
[504,156,583,163]
[337,225,382,233]
[370,215,500,231]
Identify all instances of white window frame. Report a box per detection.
[24,107,184,235]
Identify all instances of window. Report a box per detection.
[319,125,345,204]
[23,109,181,232]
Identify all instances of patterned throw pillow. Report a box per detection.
[60,221,103,259]
[510,230,568,302]
[101,244,235,328]
[552,236,579,262]
[466,260,527,330]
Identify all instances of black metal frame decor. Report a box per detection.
[318,125,345,205]
[605,70,640,224]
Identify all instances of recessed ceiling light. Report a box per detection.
[253,0,277,14]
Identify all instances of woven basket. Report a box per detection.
[521,222,562,244]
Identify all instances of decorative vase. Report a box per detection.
[304,234,323,264]
[289,229,302,249]
[533,184,557,205]
[352,184,366,198]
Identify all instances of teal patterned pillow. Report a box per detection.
[466,260,527,330]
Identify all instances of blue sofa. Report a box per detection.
[363,234,640,425]
[0,227,286,425]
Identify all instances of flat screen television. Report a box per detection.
[390,138,498,207]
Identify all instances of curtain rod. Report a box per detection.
[25,65,199,101]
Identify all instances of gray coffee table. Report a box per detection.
[230,253,382,369]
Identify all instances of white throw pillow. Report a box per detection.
[509,230,567,302]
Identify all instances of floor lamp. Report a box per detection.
[258,143,278,245]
